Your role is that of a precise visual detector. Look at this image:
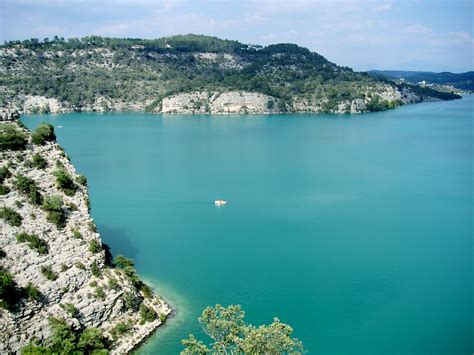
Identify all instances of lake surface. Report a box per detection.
[22,96,473,354]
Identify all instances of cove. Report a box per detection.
[22,96,473,354]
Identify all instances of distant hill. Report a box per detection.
[369,70,474,90]
[0,35,461,115]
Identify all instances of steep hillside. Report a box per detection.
[0,35,460,115]
[0,112,171,353]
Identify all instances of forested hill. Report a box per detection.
[369,70,474,91]
[0,35,460,114]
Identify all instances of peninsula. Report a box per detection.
[0,35,460,115]
[0,111,171,353]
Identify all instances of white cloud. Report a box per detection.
[402,24,433,35]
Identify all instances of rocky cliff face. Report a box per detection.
[0,118,171,353]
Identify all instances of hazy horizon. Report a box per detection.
[0,0,472,73]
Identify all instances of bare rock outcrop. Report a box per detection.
[0,120,171,353]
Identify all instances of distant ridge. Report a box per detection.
[0,34,461,115]
[369,70,474,91]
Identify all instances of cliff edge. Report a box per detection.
[0,112,171,353]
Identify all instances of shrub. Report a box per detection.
[25,282,42,302]
[90,261,100,277]
[13,174,42,205]
[31,153,48,169]
[0,124,28,151]
[75,262,85,270]
[114,255,134,269]
[60,264,69,272]
[0,165,11,183]
[76,175,87,186]
[16,232,48,254]
[110,320,133,340]
[64,303,79,318]
[71,228,82,239]
[89,280,97,287]
[0,184,10,195]
[88,221,97,232]
[122,292,141,311]
[0,269,19,310]
[139,303,157,324]
[107,277,121,291]
[140,283,153,299]
[53,168,77,196]
[94,286,105,300]
[41,265,58,281]
[159,313,167,322]
[88,239,102,254]
[0,207,22,226]
[42,195,67,228]
[31,123,56,145]
[66,202,78,211]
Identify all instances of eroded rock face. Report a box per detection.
[160,91,281,114]
[0,121,171,353]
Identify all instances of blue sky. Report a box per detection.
[0,0,472,72]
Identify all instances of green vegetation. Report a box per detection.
[0,124,28,151]
[139,303,157,324]
[53,168,78,196]
[25,282,42,302]
[107,277,120,291]
[42,195,67,228]
[16,232,48,254]
[41,265,58,281]
[75,262,85,270]
[0,269,18,310]
[94,286,106,300]
[91,261,101,277]
[110,320,133,340]
[31,153,48,169]
[0,165,11,183]
[71,228,82,239]
[76,175,87,186]
[21,317,110,354]
[13,174,43,205]
[0,184,10,195]
[63,303,80,318]
[31,123,56,145]
[0,206,22,226]
[0,35,459,114]
[181,304,304,354]
[89,239,102,253]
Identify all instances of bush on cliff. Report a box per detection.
[53,168,78,196]
[0,206,22,227]
[31,123,56,145]
[0,124,28,151]
[16,232,49,255]
[0,269,19,310]
[42,195,67,228]
[31,153,48,169]
[13,174,43,205]
[22,317,110,354]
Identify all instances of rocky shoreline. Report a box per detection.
[0,114,171,353]
[1,86,444,116]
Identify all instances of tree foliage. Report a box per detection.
[181,304,304,354]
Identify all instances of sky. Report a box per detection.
[0,0,472,72]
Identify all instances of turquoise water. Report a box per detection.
[23,96,473,354]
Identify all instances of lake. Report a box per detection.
[22,96,473,354]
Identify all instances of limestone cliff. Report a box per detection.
[0,114,171,353]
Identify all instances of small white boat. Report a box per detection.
[214,199,227,206]
[57,125,63,128]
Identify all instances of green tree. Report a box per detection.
[0,124,28,151]
[31,123,56,145]
[181,304,304,354]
